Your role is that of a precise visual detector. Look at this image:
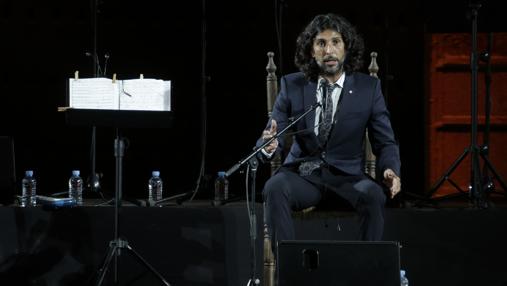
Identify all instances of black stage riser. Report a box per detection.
[1,205,507,286]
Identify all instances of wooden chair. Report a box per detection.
[364,51,379,178]
[262,51,381,286]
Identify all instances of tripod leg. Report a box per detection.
[471,149,485,205]
[481,153,507,194]
[427,148,469,198]
[125,244,171,286]
[95,244,119,286]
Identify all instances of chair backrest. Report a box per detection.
[265,52,282,175]
[364,52,380,179]
[263,52,278,286]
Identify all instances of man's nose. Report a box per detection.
[325,44,334,54]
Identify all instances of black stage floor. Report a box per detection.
[0,197,507,286]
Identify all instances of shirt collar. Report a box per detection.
[318,73,345,88]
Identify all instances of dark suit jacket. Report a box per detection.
[262,71,400,177]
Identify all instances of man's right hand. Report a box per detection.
[262,119,278,154]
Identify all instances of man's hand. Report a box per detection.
[262,119,278,154]
[383,169,401,199]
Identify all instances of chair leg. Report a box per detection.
[263,223,276,286]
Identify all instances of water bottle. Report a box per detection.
[68,170,83,205]
[213,171,229,206]
[21,170,37,207]
[148,171,163,201]
[400,269,409,286]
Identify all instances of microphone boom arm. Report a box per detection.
[225,101,321,177]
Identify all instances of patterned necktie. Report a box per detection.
[298,82,337,176]
[318,83,337,143]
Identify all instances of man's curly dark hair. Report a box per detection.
[294,13,365,81]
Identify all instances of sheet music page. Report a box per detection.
[69,78,119,110]
[119,79,171,111]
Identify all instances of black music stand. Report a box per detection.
[65,109,172,286]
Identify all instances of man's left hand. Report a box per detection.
[383,169,401,199]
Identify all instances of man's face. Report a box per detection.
[312,29,346,76]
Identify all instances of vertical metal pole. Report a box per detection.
[89,0,99,193]
[470,4,484,205]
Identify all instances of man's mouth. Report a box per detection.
[324,60,338,66]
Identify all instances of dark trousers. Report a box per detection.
[262,166,386,246]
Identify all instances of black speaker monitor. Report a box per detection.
[277,240,401,286]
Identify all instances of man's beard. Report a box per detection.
[317,57,344,75]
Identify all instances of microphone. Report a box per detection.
[103,53,110,77]
[85,52,102,77]
[85,51,110,77]
[319,79,330,110]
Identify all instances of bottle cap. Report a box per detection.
[25,170,34,177]
[218,171,226,178]
[72,170,80,176]
[152,171,160,177]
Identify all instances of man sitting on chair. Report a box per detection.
[258,13,401,247]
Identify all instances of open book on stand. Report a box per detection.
[67,76,171,111]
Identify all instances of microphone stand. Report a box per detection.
[224,101,320,286]
[87,0,102,195]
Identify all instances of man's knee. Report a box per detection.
[262,173,291,203]
[354,179,386,206]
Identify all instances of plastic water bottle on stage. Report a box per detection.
[148,171,163,202]
[213,171,229,206]
[21,170,37,207]
[68,170,83,205]
[400,269,409,286]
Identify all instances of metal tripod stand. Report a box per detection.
[477,32,507,198]
[425,2,507,207]
[95,129,170,286]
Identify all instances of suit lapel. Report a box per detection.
[303,80,318,130]
[335,74,355,122]
[330,73,355,136]
[301,80,321,152]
